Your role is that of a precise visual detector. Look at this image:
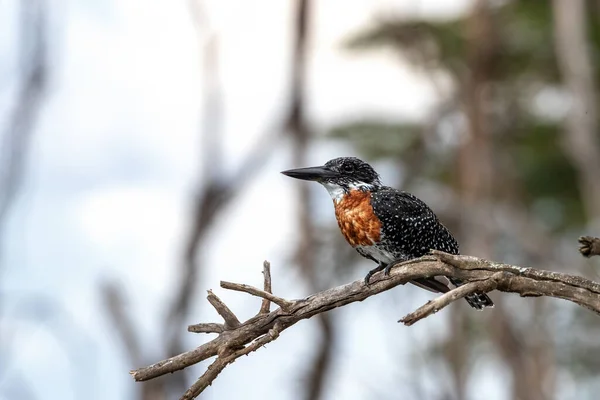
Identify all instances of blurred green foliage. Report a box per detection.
[330,121,421,159]
[331,0,589,233]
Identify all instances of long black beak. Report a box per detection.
[281,165,339,181]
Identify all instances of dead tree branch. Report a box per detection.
[131,252,600,399]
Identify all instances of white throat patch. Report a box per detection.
[322,182,346,202]
[321,182,375,203]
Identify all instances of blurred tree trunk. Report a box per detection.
[288,0,313,276]
[0,0,47,262]
[446,3,496,399]
[0,2,48,393]
[458,1,495,238]
[552,0,600,223]
[446,9,478,400]
[286,1,335,399]
[451,3,553,400]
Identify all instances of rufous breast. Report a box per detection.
[333,190,382,247]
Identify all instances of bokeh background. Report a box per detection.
[2,0,600,399]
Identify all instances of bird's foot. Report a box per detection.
[364,263,387,285]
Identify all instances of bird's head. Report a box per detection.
[281,157,382,201]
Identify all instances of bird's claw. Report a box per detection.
[363,263,388,285]
[383,264,394,276]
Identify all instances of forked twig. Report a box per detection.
[181,322,282,400]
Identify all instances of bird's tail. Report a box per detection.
[449,278,494,310]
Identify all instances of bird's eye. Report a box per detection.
[342,163,354,173]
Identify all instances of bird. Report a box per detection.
[281,156,494,310]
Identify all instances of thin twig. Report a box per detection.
[187,323,224,334]
[220,281,293,311]
[206,290,241,328]
[259,261,272,314]
[400,276,500,326]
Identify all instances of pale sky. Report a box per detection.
[0,1,514,400]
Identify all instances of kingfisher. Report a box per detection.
[282,156,494,310]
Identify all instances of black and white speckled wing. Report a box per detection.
[369,187,493,309]
[369,187,459,258]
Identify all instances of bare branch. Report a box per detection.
[579,236,600,258]
[131,254,600,399]
[431,250,600,294]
